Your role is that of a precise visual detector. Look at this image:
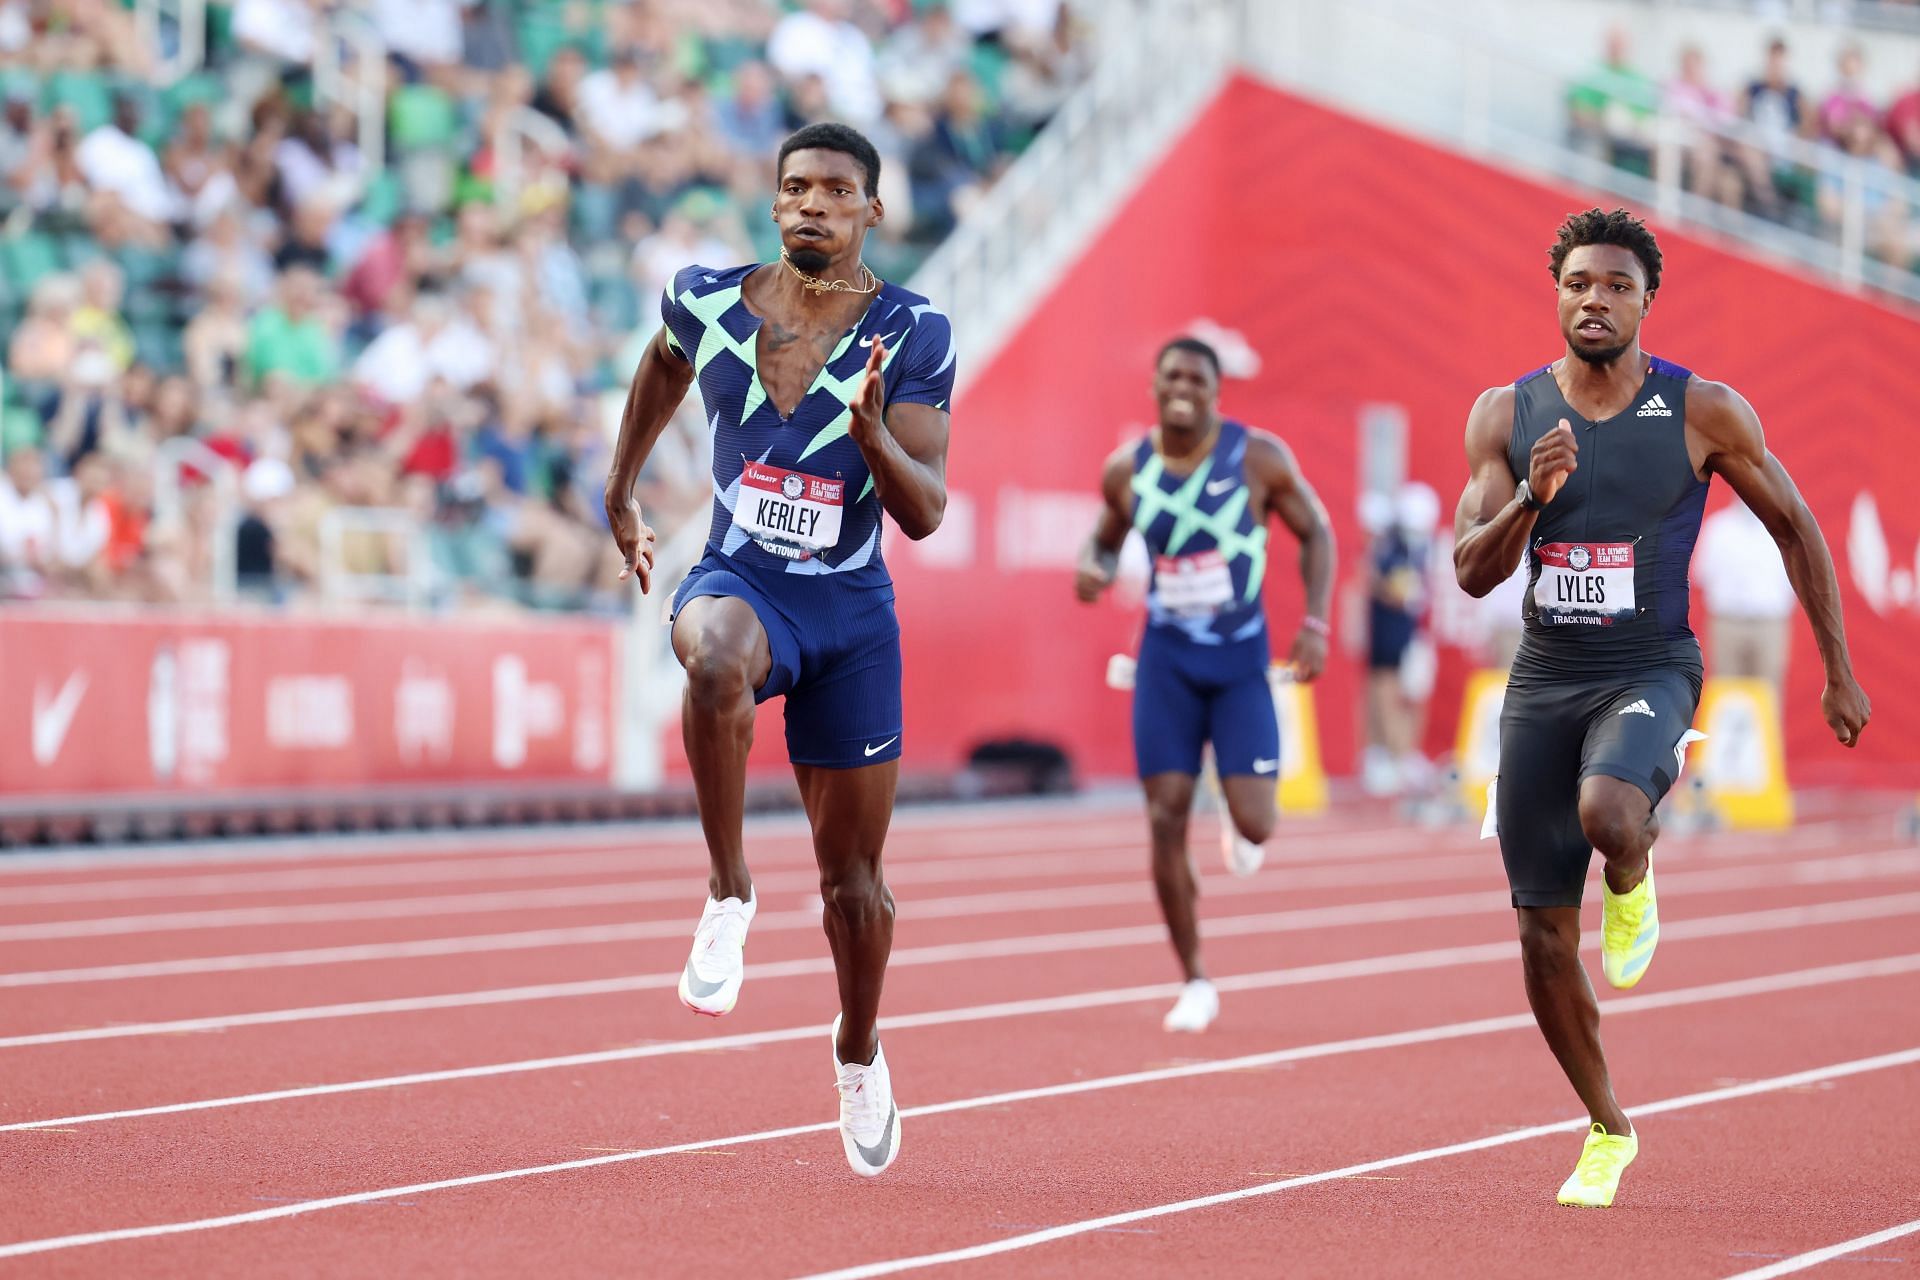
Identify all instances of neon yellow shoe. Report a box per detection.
[1601,857,1659,989]
[1557,1122,1638,1207]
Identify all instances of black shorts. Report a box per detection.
[1493,668,1701,909]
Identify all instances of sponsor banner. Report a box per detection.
[0,610,616,796]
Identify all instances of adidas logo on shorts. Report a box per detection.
[1636,394,1673,417]
[1618,699,1656,717]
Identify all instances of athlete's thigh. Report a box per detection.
[670,565,799,700]
[782,595,902,768]
[1579,669,1702,806]
[1132,642,1207,779]
[1206,667,1279,780]
[794,759,898,868]
[1495,680,1599,909]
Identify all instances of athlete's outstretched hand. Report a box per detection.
[848,336,887,447]
[1286,627,1327,682]
[608,492,657,592]
[1529,419,1579,505]
[1822,673,1871,748]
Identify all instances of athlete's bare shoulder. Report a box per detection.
[1462,384,1517,462]
[1683,374,1765,471]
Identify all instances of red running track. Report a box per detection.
[0,797,1917,1278]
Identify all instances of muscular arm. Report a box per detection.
[1454,386,1540,597]
[1247,433,1334,623]
[602,326,695,590]
[1074,446,1133,603]
[604,327,695,502]
[1689,378,1869,745]
[848,339,947,540]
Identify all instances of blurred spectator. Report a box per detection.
[76,93,177,229]
[232,0,317,67]
[8,273,82,389]
[246,267,341,389]
[769,0,884,126]
[182,202,277,308]
[73,259,135,376]
[713,60,789,156]
[183,271,253,392]
[1567,26,1658,174]
[236,456,295,602]
[1361,484,1440,797]
[0,445,54,597]
[1665,44,1746,209]
[879,4,972,107]
[372,0,464,82]
[1817,43,1876,145]
[911,69,1009,236]
[1888,59,1920,173]
[164,102,239,229]
[1817,113,1913,267]
[1696,499,1795,705]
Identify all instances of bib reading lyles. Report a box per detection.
[1533,542,1637,626]
[1153,549,1235,617]
[736,461,844,560]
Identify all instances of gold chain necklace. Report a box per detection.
[781,249,879,296]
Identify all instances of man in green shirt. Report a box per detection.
[1568,27,1659,176]
[246,267,341,389]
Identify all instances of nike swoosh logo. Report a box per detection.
[851,1103,898,1168]
[1251,758,1279,774]
[680,961,727,999]
[1205,478,1237,496]
[864,736,899,757]
[860,332,901,349]
[32,672,88,766]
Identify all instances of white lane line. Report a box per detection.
[1722,1219,1920,1278]
[0,845,1505,943]
[5,846,1917,989]
[3,1027,1915,1261]
[5,940,1916,1136]
[9,821,1895,940]
[0,813,1446,908]
[796,1048,1920,1280]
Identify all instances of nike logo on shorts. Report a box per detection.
[1252,757,1280,774]
[865,736,900,757]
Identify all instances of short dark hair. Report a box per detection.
[777,123,882,199]
[1548,207,1663,292]
[1156,336,1221,378]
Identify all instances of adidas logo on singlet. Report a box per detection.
[1636,393,1674,417]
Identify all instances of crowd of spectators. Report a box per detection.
[1567,25,1920,273]
[0,0,1087,610]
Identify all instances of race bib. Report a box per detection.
[1534,542,1636,626]
[1153,549,1234,616]
[734,461,844,561]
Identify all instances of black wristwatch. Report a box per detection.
[1516,479,1544,511]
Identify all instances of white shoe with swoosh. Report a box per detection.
[831,1013,901,1177]
[1162,979,1219,1032]
[677,890,755,1016]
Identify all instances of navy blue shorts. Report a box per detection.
[672,553,902,769]
[1132,627,1280,780]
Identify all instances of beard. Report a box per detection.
[1567,335,1631,366]
[787,245,831,274]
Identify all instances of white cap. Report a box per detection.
[243,457,296,503]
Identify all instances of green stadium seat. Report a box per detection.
[1,406,43,456]
[45,71,114,134]
[389,84,459,152]
[1,232,63,292]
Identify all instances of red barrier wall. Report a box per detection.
[1,609,616,797]
[887,76,1920,789]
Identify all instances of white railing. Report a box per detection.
[313,7,386,198]
[317,506,431,608]
[494,107,572,218]
[1632,0,1920,35]
[908,0,1242,396]
[133,0,205,86]
[152,437,238,605]
[1243,0,1920,308]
